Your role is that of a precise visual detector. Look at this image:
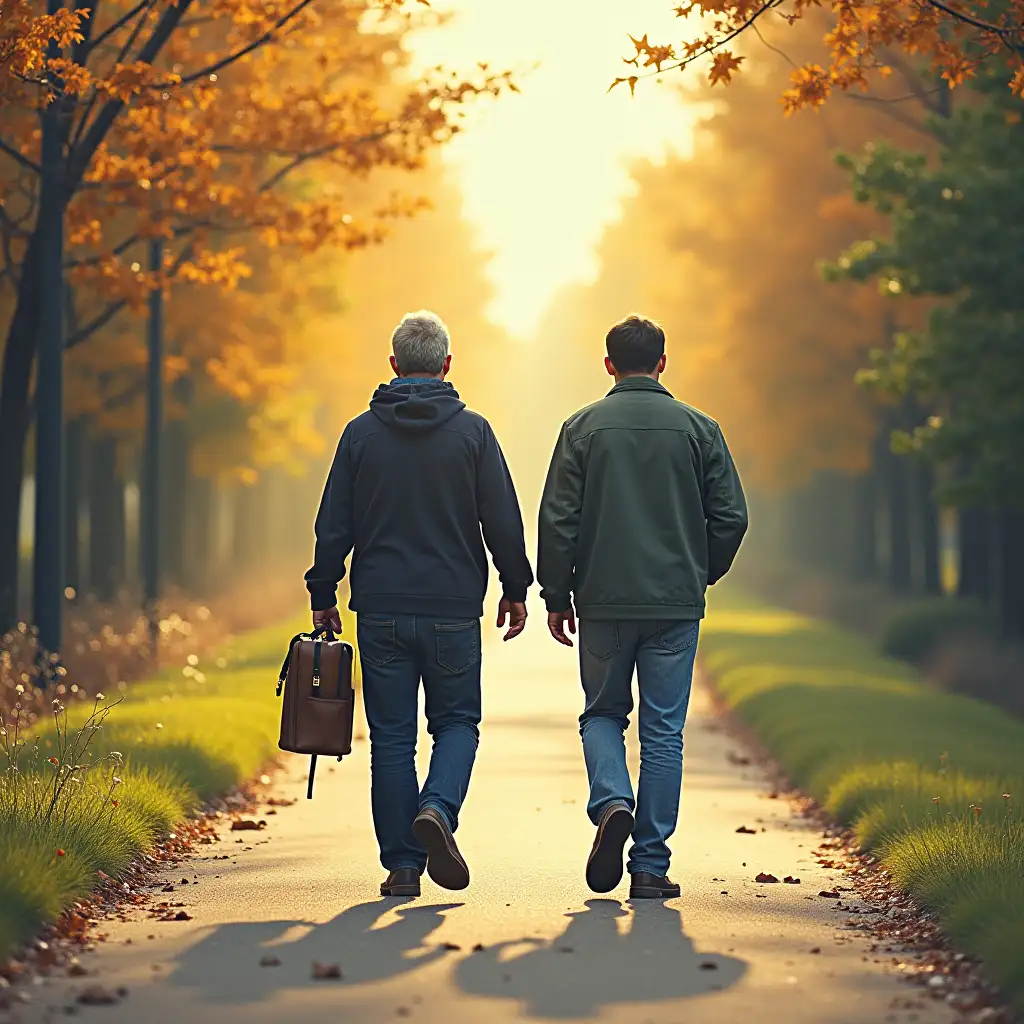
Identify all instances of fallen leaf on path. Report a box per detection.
[161,884,175,892]
[312,962,342,980]
[784,876,801,884]
[819,890,840,899]
[726,752,751,766]
[699,961,718,971]
[735,826,757,834]
[230,819,266,832]
[809,947,821,954]
[77,985,118,1006]
[472,944,485,952]
[755,872,779,883]
[259,955,281,967]
[267,798,296,807]
[441,942,461,951]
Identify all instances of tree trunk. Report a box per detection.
[161,416,189,587]
[851,469,877,581]
[64,417,85,598]
[231,479,267,569]
[88,435,125,602]
[185,474,213,594]
[958,504,991,603]
[880,445,912,591]
[0,240,40,632]
[999,508,1024,640]
[916,462,940,595]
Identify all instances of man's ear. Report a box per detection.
[604,356,617,377]
[657,353,667,374]
[440,353,452,380]
[389,354,401,377]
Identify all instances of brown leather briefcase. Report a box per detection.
[276,627,355,798]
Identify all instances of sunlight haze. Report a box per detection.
[407,1,699,339]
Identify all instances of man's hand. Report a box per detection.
[547,608,576,647]
[496,598,528,642]
[312,606,343,635]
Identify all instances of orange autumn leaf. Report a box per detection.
[708,50,744,86]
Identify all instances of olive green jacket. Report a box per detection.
[537,377,748,620]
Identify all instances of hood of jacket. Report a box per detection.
[368,379,466,435]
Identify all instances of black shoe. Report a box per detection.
[380,868,421,897]
[630,872,681,899]
[412,807,470,891]
[586,802,635,893]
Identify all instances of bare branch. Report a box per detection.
[923,0,1021,41]
[164,0,316,86]
[0,137,41,176]
[80,0,152,58]
[64,299,127,349]
[257,129,391,193]
[840,92,939,140]
[621,0,783,85]
[66,0,196,191]
[70,0,157,152]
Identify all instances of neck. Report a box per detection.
[400,373,443,381]
[615,371,660,385]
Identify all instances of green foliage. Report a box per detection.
[825,71,1024,506]
[703,587,1024,1009]
[880,596,999,666]
[0,614,306,957]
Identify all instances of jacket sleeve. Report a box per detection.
[304,427,355,611]
[537,422,583,613]
[477,421,534,603]
[704,424,748,585]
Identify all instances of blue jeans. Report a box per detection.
[357,613,482,873]
[578,618,700,877]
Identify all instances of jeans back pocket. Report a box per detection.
[357,617,398,667]
[582,620,620,661]
[655,619,699,654]
[435,621,480,675]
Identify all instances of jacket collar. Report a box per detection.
[607,376,673,399]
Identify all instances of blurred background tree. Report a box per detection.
[0,0,513,635]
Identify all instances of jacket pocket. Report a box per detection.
[435,621,480,675]
[357,617,398,667]
[582,620,620,661]
[655,620,699,654]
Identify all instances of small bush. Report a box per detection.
[703,588,1024,1010]
[880,597,998,667]
[929,636,1024,719]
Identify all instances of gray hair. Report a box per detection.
[391,310,450,376]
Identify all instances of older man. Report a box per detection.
[539,314,748,899]
[305,310,532,897]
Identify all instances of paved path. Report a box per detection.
[19,626,953,1024]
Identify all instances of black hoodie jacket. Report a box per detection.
[305,379,533,618]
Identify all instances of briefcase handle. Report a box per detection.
[275,625,337,696]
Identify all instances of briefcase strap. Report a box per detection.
[276,626,334,696]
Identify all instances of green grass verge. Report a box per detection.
[0,611,331,956]
[702,587,1024,1010]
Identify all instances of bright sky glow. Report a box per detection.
[407,1,701,339]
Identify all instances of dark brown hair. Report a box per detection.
[606,315,666,374]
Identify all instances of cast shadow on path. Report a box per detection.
[167,899,462,1005]
[455,899,747,1020]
